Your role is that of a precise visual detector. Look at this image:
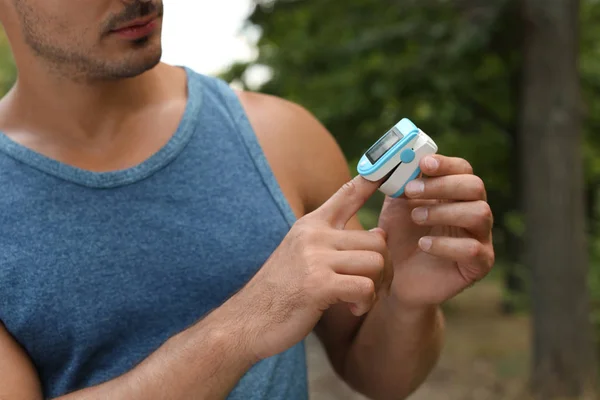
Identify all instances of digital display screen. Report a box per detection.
[366,129,404,164]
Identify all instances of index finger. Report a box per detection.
[314,175,381,229]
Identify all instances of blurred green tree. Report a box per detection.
[222,0,600,307]
[222,0,526,309]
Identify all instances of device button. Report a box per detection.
[400,148,416,163]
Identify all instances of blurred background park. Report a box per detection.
[1,0,599,399]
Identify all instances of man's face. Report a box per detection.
[8,0,164,81]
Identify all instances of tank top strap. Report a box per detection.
[194,72,298,228]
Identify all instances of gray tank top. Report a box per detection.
[0,67,308,399]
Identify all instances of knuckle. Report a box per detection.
[467,241,483,259]
[472,176,486,198]
[291,219,309,236]
[293,217,312,232]
[371,252,386,269]
[303,249,325,270]
[341,180,358,197]
[341,178,368,204]
[374,235,388,252]
[487,249,496,270]
[462,160,474,175]
[304,265,330,292]
[293,221,320,243]
[475,200,493,223]
[454,175,471,191]
[357,278,375,298]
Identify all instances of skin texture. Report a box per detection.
[0,1,495,399]
[11,0,164,81]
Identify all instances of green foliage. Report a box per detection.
[223,0,600,326]
[0,27,16,96]
[230,1,514,171]
[222,0,522,261]
[582,0,600,187]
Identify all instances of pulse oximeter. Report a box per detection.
[357,118,438,198]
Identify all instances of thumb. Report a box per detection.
[315,174,381,229]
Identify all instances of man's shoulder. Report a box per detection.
[235,91,323,147]
[235,91,353,214]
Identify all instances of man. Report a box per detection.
[0,1,494,399]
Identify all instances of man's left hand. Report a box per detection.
[377,154,495,307]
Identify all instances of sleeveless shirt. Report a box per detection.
[0,67,308,399]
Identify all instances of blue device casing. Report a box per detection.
[357,118,437,198]
[357,118,419,180]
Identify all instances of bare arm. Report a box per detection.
[237,91,444,399]
[0,295,258,400]
[306,131,445,399]
[0,322,43,400]
[317,277,444,399]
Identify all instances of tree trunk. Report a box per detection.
[520,0,599,398]
[502,20,527,315]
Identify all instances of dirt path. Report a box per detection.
[306,278,531,399]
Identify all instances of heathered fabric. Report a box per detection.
[0,67,308,399]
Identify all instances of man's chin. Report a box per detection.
[101,49,163,81]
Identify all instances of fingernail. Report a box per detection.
[424,156,439,171]
[412,207,428,223]
[419,237,433,251]
[405,180,425,195]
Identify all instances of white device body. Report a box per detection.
[378,130,437,197]
[357,119,438,198]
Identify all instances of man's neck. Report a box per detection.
[0,62,177,144]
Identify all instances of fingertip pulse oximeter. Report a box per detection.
[357,118,438,198]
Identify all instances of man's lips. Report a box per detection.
[110,15,159,39]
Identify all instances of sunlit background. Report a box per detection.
[161,0,252,74]
[161,0,267,88]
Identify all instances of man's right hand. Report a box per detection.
[229,175,391,361]
[0,175,387,400]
